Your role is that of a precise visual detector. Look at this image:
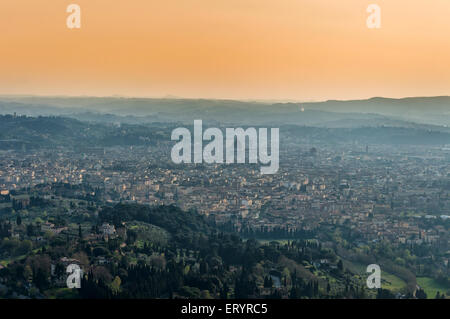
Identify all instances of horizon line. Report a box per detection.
[0,94,449,104]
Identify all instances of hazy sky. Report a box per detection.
[1,0,449,101]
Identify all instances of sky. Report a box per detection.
[0,0,449,101]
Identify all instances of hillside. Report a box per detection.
[0,115,167,149]
[1,115,449,151]
[0,95,449,127]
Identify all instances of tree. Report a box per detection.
[72,251,90,269]
[220,284,229,299]
[34,268,50,290]
[18,240,32,255]
[264,276,273,288]
[23,265,33,282]
[282,267,291,286]
[201,290,213,299]
[55,263,66,279]
[376,288,396,299]
[26,224,35,236]
[337,259,344,272]
[110,276,121,294]
[16,214,22,226]
[92,266,113,283]
[416,288,427,299]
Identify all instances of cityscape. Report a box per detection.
[0,103,449,299]
[0,0,449,310]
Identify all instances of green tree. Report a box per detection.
[337,259,344,272]
[416,288,427,299]
[110,276,121,294]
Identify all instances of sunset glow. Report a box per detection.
[1,0,449,100]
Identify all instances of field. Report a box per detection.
[416,277,450,299]
[127,221,171,246]
[344,260,407,292]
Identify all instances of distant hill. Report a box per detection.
[0,114,449,150]
[0,115,167,150]
[0,95,449,127]
[301,97,450,126]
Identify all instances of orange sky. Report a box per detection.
[0,0,449,101]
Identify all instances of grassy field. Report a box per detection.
[343,260,406,292]
[0,247,45,267]
[128,221,170,245]
[0,254,27,267]
[382,272,407,291]
[417,277,450,299]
